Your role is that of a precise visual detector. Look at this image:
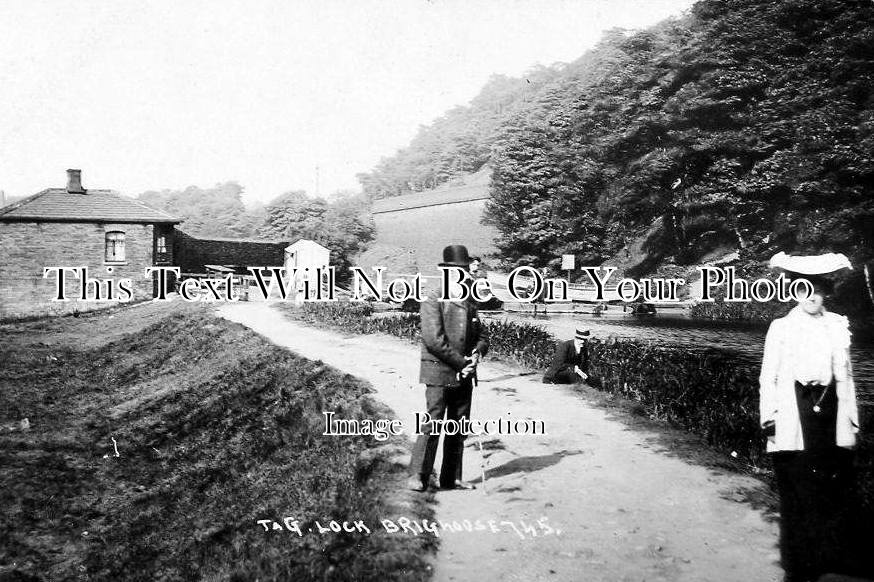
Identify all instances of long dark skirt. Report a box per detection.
[772,382,859,582]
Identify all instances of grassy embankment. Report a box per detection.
[284,302,874,512]
[0,302,434,582]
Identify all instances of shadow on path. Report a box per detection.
[471,449,586,482]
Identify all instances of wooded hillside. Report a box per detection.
[359,0,874,310]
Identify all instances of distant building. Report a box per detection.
[284,239,330,302]
[0,169,180,319]
[285,239,330,272]
[365,168,499,278]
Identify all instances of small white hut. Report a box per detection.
[284,239,331,302]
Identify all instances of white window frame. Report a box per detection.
[105,231,126,263]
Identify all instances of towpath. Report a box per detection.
[217,302,781,582]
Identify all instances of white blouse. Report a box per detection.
[759,305,858,451]
[789,311,837,385]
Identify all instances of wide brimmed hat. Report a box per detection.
[575,329,591,339]
[768,252,852,274]
[440,245,473,267]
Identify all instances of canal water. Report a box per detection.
[482,311,874,403]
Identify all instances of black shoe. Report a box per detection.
[440,480,476,490]
[407,476,427,492]
[408,473,439,492]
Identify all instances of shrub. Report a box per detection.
[587,340,766,466]
[481,319,555,370]
[290,303,421,342]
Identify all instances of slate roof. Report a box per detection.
[0,188,181,223]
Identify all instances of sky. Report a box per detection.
[0,0,696,206]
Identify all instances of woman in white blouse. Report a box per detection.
[759,252,860,582]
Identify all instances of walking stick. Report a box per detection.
[476,436,487,494]
[471,373,488,494]
[461,367,488,494]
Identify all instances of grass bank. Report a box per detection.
[282,302,873,510]
[0,302,434,582]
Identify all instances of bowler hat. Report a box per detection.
[440,245,473,267]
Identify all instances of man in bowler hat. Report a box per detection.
[542,328,592,384]
[408,244,490,491]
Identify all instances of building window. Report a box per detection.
[105,231,126,262]
[157,236,167,254]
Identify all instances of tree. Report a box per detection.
[259,191,374,283]
[137,181,258,238]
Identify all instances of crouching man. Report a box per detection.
[542,328,597,386]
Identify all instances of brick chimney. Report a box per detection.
[66,169,85,194]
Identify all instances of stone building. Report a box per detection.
[0,169,180,319]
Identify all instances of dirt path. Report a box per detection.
[217,302,781,582]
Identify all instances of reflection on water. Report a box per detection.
[483,311,873,402]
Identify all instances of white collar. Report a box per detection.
[789,304,827,320]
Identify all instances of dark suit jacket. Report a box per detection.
[419,299,489,386]
[542,339,588,384]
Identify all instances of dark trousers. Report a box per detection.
[408,381,473,487]
[773,381,859,582]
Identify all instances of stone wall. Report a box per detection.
[0,222,158,319]
[173,230,288,273]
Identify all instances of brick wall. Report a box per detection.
[372,199,499,277]
[0,222,157,319]
[174,230,288,273]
